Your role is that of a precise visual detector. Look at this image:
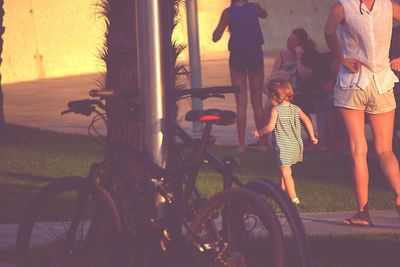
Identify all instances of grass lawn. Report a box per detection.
[0,123,398,221]
[1,123,400,266]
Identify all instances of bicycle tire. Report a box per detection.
[188,188,285,267]
[245,178,313,267]
[15,176,119,267]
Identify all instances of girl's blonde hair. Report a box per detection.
[267,78,294,104]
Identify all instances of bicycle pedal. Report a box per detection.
[160,228,171,252]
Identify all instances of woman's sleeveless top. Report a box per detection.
[337,0,398,93]
[227,2,264,51]
[274,104,303,166]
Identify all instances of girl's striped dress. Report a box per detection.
[273,103,303,166]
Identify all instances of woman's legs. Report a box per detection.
[230,68,248,151]
[339,108,369,212]
[280,165,297,200]
[368,110,400,207]
[248,67,267,148]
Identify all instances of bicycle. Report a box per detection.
[15,86,286,267]
[83,86,312,266]
[79,87,311,267]
[173,91,313,267]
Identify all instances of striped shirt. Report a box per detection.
[273,104,303,166]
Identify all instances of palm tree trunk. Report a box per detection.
[98,0,185,264]
[98,0,141,236]
[0,0,5,127]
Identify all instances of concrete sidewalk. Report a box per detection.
[2,57,256,146]
[2,56,374,147]
[1,210,399,250]
[0,210,399,267]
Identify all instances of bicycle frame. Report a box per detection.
[173,123,243,189]
[90,120,228,252]
[60,86,248,257]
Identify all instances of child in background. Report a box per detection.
[252,79,318,205]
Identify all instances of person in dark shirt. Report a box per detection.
[301,50,347,152]
[213,0,267,152]
[389,25,400,155]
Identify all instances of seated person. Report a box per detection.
[301,50,347,152]
[389,25,400,154]
[266,28,314,120]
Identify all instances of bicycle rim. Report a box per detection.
[188,188,285,267]
[16,176,111,267]
[245,179,313,267]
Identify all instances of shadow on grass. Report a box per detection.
[0,184,39,223]
[0,123,94,145]
[0,170,53,183]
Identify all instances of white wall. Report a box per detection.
[2,0,335,84]
[2,0,105,84]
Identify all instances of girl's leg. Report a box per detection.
[339,108,369,212]
[368,110,400,207]
[248,67,267,148]
[280,165,297,200]
[280,177,286,191]
[230,68,248,151]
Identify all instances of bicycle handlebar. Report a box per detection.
[89,86,238,100]
[174,86,239,99]
[64,86,238,116]
[89,89,141,101]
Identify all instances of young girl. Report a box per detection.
[252,79,318,205]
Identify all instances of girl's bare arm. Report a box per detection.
[252,107,278,137]
[298,108,318,144]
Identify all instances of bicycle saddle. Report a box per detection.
[185,109,236,126]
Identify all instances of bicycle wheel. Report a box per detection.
[245,178,312,267]
[188,188,285,267]
[16,176,116,267]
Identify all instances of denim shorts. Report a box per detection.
[333,81,396,114]
[229,46,264,71]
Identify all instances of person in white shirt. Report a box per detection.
[325,0,400,226]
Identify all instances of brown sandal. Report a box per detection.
[342,210,373,227]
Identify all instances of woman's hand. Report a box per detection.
[251,129,261,138]
[340,58,361,73]
[390,57,400,72]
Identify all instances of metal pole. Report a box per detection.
[136,0,166,217]
[136,0,166,165]
[186,0,203,132]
